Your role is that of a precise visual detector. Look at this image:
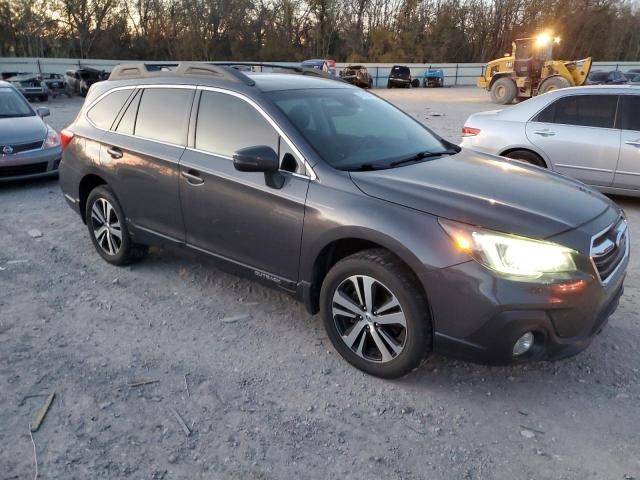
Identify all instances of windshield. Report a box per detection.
[267,88,448,171]
[0,88,34,117]
[392,66,410,75]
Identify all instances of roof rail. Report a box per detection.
[209,62,345,83]
[108,62,255,86]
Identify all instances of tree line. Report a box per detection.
[1,0,639,63]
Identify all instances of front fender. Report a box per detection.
[299,179,470,284]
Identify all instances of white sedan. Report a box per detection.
[461,85,640,196]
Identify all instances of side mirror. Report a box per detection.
[233,145,279,173]
[36,107,50,118]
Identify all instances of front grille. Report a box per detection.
[1,140,43,154]
[590,217,628,283]
[0,162,48,178]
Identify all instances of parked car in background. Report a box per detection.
[387,65,418,88]
[422,67,444,87]
[2,71,30,80]
[0,81,61,180]
[301,59,337,76]
[64,68,105,97]
[41,73,72,98]
[59,62,627,378]
[7,74,49,102]
[587,70,628,85]
[626,73,640,84]
[340,65,373,88]
[461,85,640,196]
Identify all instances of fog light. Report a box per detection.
[513,332,534,356]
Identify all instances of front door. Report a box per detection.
[179,89,310,282]
[526,93,620,186]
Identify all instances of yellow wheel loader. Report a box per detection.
[477,33,592,104]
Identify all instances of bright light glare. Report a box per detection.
[440,219,576,277]
[473,233,576,276]
[535,33,552,47]
[454,234,472,251]
[554,36,561,44]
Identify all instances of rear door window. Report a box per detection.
[534,95,618,128]
[87,89,133,130]
[134,88,194,145]
[618,95,640,131]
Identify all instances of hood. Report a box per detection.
[0,115,46,145]
[350,149,614,239]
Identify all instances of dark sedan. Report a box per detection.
[587,70,628,85]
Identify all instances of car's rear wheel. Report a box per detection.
[504,149,546,167]
[85,186,147,266]
[320,249,432,378]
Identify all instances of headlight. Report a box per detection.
[439,218,577,278]
[42,126,60,149]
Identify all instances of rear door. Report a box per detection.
[99,86,195,241]
[526,94,620,186]
[613,94,640,190]
[178,88,310,282]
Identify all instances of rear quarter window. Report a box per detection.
[87,89,134,130]
[618,95,640,131]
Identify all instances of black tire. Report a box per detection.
[39,95,48,102]
[320,249,432,378]
[490,77,517,104]
[85,186,147,266]
[387,81,392,88]
[368,78,373,89]
[503,149,546,167]
[539,76,571,94]
[411,78,420,88]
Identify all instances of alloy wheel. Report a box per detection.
[91,198,122,256]
[331,275,407,363]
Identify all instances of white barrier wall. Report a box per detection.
[1,57,640,88]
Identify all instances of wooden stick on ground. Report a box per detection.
[30,393,55,433]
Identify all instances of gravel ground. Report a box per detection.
[1,88,639,480]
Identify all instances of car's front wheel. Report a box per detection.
[85,186,147,266]
[320,249,432,378]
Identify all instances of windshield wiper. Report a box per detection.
[389,149,457,167]
[345,163,389,172]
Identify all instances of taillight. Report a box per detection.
[461,126,481,137]
[60,129,74,150]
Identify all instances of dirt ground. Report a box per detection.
[1,88,639,480]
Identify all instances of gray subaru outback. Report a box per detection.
[59,63,628,378]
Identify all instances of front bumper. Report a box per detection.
[0,146,62,182]
[423,254,628,364]
[19,88,49,99]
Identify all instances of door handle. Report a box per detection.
[625,140,640,148]
[181,169,204,185]
[106,146,123,159]
[534,130,555,137]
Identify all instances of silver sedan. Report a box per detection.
[461,85,640,197]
